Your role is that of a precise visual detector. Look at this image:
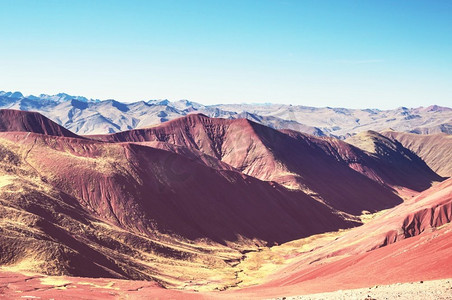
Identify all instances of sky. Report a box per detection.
[0,0,451,109]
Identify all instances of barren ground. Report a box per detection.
[275,278,452,300]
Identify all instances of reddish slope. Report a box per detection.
[232,178,452,298]
[381,130,452,177]
[0,271,208,300]
[2,174,451,299]
[92,114,408,215]
[0,131,355,246]
[233,225,452,298]
[324,177,452,255]
[0,109,79,138]
[129,140,239,172]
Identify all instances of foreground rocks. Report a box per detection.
[276,278,452,300]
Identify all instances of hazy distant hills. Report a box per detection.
[0,91,451,137]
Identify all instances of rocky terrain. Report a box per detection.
[0,108,451,298]
[277,279,452,300]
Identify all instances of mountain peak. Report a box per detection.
[424,105,452,112]
[0,91,24,98]
[147,99,170,106]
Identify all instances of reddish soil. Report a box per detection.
[1,221,451,299]
[0,109,80,138]
[0,271,205,300]
[230,225,452,299]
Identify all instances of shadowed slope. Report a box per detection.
[338,130,444,191]
[0,131,355,246]
[0,160,243,287]
[0,109,80,138]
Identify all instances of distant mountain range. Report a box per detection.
[1,91,451,137]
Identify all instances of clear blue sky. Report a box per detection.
[0,0,451,108]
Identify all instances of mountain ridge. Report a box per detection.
[1,90,450,137]
[0,109,80,138]
[91,113,445,214]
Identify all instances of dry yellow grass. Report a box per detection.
[1,259,43,274]
[76,281,119,290]
[233,229,350,288]
[0,175,15,188]
[39,277,72,289]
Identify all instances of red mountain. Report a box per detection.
[0,109,79,138]
[1,130,356,245]
[91,113,445,215]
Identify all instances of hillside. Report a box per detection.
[344,130,444,191]
[381,130,452,177]
[94,114,444,213]
[1,179,451,298]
